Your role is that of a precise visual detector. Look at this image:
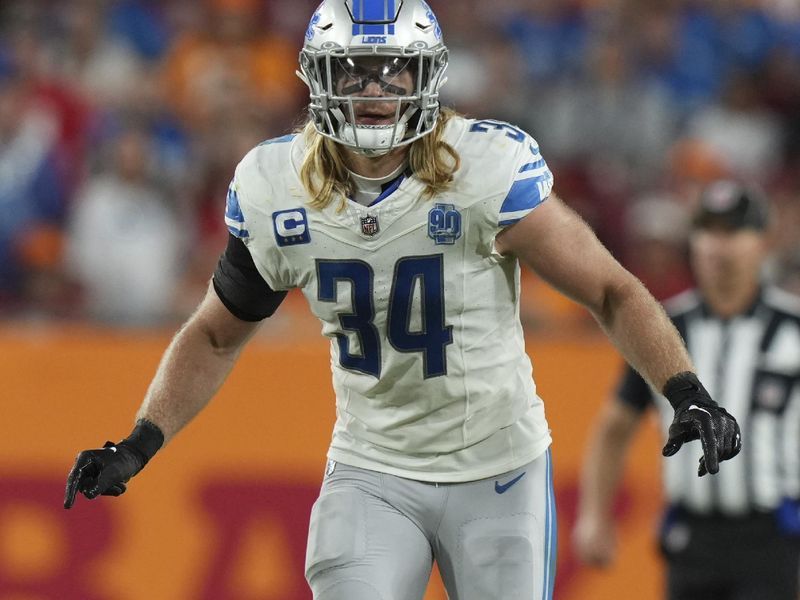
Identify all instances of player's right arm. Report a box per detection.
[63,285,261,509]
[64,148,291,509]
[573,399,642,567]
[65,222,287,509]
[134,279,263,442]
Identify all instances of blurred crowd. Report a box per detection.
[0,0,798,333]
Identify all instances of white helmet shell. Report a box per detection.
[298,0,448,156]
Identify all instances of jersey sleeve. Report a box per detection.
[496,135,554,228]
[616,364,655,413]
[464,121,555,247]
[221,146,299,291]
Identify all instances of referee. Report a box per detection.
[574,180,800,600]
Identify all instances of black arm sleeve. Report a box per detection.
[212,234,288,321]
[616,364,655,413]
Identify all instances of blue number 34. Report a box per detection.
[317,255,453,379]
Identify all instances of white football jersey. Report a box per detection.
[226,116,554,482]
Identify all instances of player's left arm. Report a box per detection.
[496,194,684,388]
[496,193,741,475]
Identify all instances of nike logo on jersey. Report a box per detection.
[494,472,525,494]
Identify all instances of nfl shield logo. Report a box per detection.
[360,214,380,236]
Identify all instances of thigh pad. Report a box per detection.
[305,490,367,581]
[458,514,537,599]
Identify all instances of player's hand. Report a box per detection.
[64,419,164,509]
[661,372,742,477]
[64,441,142,508]
[572,515,616,567]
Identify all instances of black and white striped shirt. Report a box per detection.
[618,285,800,516]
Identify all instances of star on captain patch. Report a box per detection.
[360,214,379,236]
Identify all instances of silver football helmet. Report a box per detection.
[298,0,448,156]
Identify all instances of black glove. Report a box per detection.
[64,419,164,509]
[661,371,741,477]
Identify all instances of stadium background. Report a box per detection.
[1,0,799,598]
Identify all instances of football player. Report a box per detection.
[65,2,741,599]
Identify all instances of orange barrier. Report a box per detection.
[0,324,665,599]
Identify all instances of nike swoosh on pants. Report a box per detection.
[494,472,526,494]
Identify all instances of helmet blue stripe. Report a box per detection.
[351,0,395,36]
[363,0,384,21]
[351,0,361,35]
[387,0,395,34]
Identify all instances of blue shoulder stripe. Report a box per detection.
[519,159,546,173]
[225,182,249,238]
[499,174,551,215]
[225,183,244,223]
[227,224,250,238]
[258,134,297,146]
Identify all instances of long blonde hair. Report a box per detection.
[299,108,461,211]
